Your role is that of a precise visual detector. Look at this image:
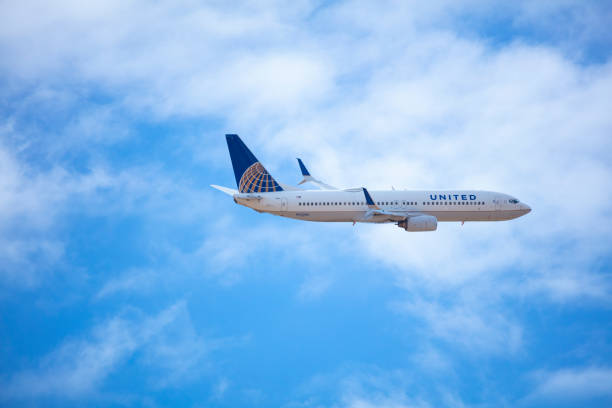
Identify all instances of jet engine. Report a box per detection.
[397,215,437,231]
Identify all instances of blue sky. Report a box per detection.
[1,1,612,407]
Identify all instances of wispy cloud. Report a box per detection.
[95,268,160,300]
[292,365,463,408]
[0,301,221,401]
[526,366,612,403]
[396,296,523,355]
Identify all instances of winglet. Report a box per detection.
[362,188,380,209]
[297,158,311,176]
[296,158,338,189]
[297,158,314,185]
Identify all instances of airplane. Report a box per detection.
[211,134,531,231]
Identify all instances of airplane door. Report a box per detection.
[281,198,288,212]
[494,199,502,211]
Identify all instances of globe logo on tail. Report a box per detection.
[239,162,282,193]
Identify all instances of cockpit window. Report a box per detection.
[509,199,519,204]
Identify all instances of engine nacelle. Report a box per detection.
[398,215,437,231]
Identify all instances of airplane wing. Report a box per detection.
[359,187,432,223]
[297,158,338,190]
[361,209,407,222]
[359,187,407,222]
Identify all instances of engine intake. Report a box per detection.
[398,215,437,231]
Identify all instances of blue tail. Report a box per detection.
[225,134,283,193]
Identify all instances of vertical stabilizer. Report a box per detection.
[225,134,283,193]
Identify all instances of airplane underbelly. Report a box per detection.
[274,211,365,222]
[425,210,493,222]
[273,209,517,223]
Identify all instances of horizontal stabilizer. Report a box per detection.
[278,182,302,191]
[210,184,238,196]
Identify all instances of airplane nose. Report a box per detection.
[522,203,531,214]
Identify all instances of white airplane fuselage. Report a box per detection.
[235,189,531,223]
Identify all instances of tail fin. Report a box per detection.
[225,134,283,193]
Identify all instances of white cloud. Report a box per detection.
[95,268,160,299]
[0,120,216,288]
[193,216,345,285]
[0,301,217,401]
[397,297,523,354]
[527,366,612,402]
[0,139,114,286]
[293,366,463,408]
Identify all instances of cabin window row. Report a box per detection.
[297,201,485,206]
[298,202,365,206]
[377,201,417,205]
[422,201,484,205]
